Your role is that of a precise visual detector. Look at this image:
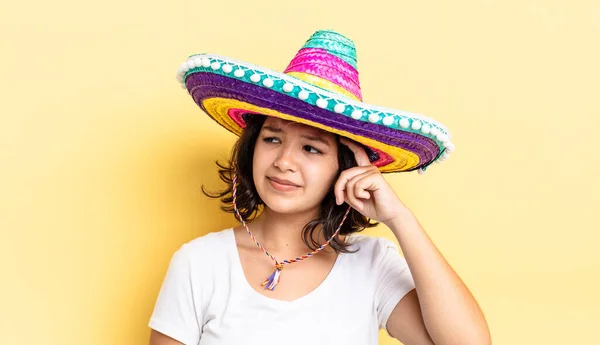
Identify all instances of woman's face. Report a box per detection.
[253,117,339,214]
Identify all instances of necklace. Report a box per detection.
[232,174,351,290]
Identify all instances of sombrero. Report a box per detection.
[176,30,454,174]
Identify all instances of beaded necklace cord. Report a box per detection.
[232,174,352,290]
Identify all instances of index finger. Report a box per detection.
[339,137,372,167]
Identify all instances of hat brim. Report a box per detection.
[179,54,453,173]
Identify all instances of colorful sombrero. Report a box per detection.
[176,30,454,174]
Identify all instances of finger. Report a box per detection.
[353,171,379,199]
[334,166,373,205]
[345,169,376,207]
[343,187,364,210]
[346,169,371,201]
[339,137,371,167]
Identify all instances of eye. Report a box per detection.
[263,137,280,144]
[303,145,322,154]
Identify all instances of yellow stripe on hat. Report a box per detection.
[201,97,421,172]
[286,72,361,101]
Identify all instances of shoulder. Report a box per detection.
[175,228,234,264]
[184,227,233,249]
[343,233,400,265]
[346,233,399,254]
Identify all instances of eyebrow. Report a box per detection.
[262,125,331,147]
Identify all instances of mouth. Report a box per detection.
[267,177,300,192]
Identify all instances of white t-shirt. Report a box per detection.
[149,228,415,345]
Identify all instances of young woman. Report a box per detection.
[149,30,491,345]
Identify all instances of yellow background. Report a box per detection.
[2,0,599,344]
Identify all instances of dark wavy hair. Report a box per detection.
[201,114,378,254]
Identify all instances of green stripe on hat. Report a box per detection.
[302,30,358,69]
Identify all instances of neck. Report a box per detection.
[249,206,327,255]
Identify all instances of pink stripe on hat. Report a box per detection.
[284,48,362,100]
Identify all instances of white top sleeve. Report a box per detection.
[374,238,416,332]
[149,244,202,345]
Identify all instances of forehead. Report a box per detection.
[263,117,334,138]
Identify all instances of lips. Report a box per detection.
[267,177,301,192]
[268,177,300,187]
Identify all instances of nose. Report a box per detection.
[273,145,298,172]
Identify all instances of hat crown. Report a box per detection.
[302,30,358,68]
[284,30,363,101]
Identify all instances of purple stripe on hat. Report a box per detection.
[186,73,440,168]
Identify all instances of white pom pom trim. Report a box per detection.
[351,110,363,119]
[334,104,345,113]
[262,78,274,88]
[298,90,309,100]
[283,83,294,92]
[382,116,394,126]
[250,74,261,83]
[368,113,380,123]
[234,69,245,78]
[316,99,328,109]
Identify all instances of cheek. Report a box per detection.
[251,147,266,187]
[305,159,339,192]
[252,145,269,172]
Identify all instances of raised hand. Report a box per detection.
[334,137,407,225]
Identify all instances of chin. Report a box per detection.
[259,193,320,215]
[260,195,303,214]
